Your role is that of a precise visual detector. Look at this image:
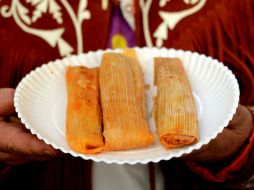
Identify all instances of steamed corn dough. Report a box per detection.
[66,66,104,154]
[155,58,198,148]
[123,48,146,118]
[100,53,154,151]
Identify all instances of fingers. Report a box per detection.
[228,105,251,126]
[0,88,62,165]
[182,128,234,162]
[9,131,58,156]
[228,104,253,136]
[182,105,253,163]
[228,104,242,126]
[0,151,19,165]
[8,125,57,155]
[0,122,60,164]
[0,151,27,165]
[0,150,54,165]
[0,88,15,116]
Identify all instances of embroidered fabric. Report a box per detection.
[0,1,253,189]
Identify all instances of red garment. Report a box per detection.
[135,0,254,186]
[186,126,254,184]
[135,0,254,105]
[0,0,254,189]
[0,0,112,87]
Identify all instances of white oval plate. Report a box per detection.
[14,48,239,164]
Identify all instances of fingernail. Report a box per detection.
[44,150,53,155]
[44,149,57,156]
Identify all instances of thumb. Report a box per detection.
[0,88,16,116]
[228,104,252,130]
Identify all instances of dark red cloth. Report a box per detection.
[0,0,254,189]
[135,0,254,105]
[0,1,109,189]
[134,0,254,188]
[0,0,112,88]
[185,127,254,184]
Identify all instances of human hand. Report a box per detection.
[0,88,60,165]
[183,104,253,163]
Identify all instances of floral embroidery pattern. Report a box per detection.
[141,0,207,47]
[0,0,107,57]
[27,0,63,24]
[1,0,207,55]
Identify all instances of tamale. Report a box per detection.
[123,48,146,118]
[100,53,154,151]
[66,66,104,154]
[123,48,137,59]
[154,58,198,148]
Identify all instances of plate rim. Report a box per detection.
[14,47,240,164]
